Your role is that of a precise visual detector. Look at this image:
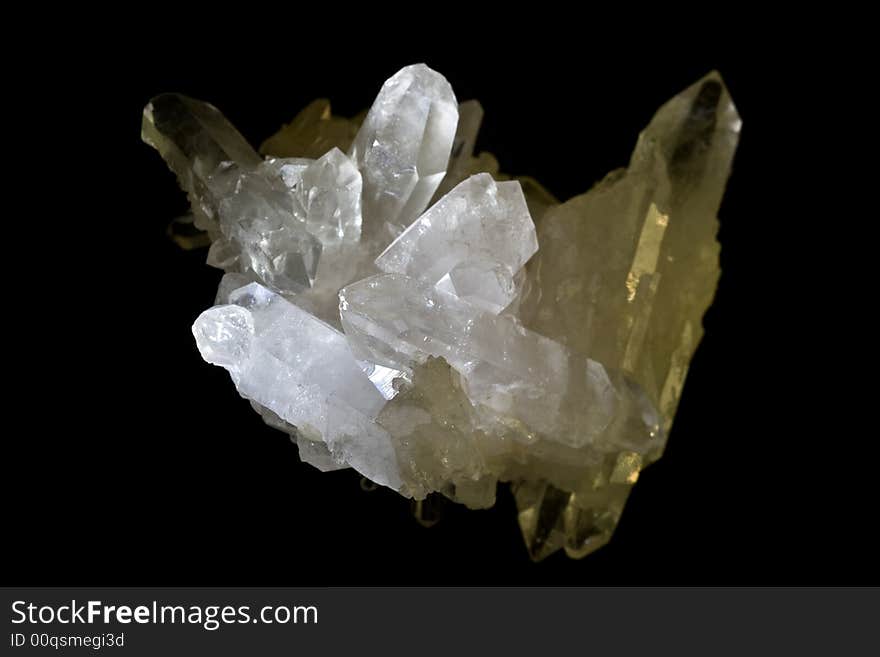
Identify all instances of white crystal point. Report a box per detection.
[375,173,537,313]
[296,435,348,472]
[192,305,254,380]
[431,100,500,202]
[350,64,459,240]
[214,169,322,291]
[297,148,363,246]
[193,282,403,490]
[339,273,663,455]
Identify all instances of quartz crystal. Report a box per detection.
[267,148,363,247]
[350,64,459,240]
[374,173,537,313]
[143,93,322,292]
[144,65,739,561]
[260,99,360,160]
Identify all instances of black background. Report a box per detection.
[5,16,871,585]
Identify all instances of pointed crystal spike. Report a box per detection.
[296,148,363,246]
[142,93,262,233]
[411,494,447,528]
[350,64,459,241]
[340,273,664,456]
[520,71,740,431]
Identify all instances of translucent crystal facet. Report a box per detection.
[350,64,459,240]
[375,173,537,313]
[262,148,363,247]
[193,282,402,489]
[339,273,663,455]
[519,71,739,430]
[260,99,360,160]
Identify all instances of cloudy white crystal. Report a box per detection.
[350,64,458,240]
[143,93,323,292]
[193,282,403,489]
[144,64,737,562]
[339,273,663,455]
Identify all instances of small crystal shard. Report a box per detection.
[146,65,739,562]
[350,64,459,240]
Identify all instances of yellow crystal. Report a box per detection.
[260,99,360,159]
[514,71,740,559]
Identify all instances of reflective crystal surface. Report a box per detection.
[519,71,739,430]
[431,100,500,201]
[193,282,403,490]
[145,66,739,561]
[350,64,459,240]
[375,173,537,313]
[260,99,360,160]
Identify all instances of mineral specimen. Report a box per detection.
[143,65,739,561]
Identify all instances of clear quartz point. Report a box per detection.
[375,173,537,313]
[143,93,322,291]
[350,64,459,241]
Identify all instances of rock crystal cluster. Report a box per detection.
[143,64,740,560]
